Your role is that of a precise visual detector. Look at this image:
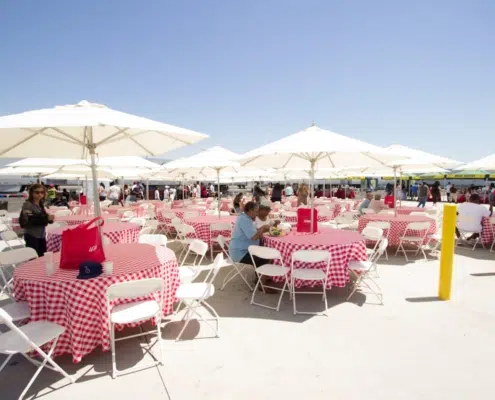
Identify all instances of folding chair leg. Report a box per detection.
[0,354,13,373]
[110,324,117,379]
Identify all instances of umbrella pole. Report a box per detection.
[146,179,149,200]
[217,169,221,219]
[310,161,315,233]
[399,171,402,208]
[393,167,397,217]
[87,137,101,217]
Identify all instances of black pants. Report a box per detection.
[239,252,270,267]
[24,234,47,257]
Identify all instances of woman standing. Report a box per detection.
[19,184,54,256]
[270,183,283,203]
[297,183,309,206]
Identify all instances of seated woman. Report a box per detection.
[229,201,271,265]
[270,183,283,203]
[359,191,373,215]
[231,193,244,214]
[52,193,68,207]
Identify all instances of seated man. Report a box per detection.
[359,191,373,215]
[229,201,271,265]
[369,194,389,214]
[456,193,490,241]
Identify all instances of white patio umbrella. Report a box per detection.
[455,153,495,171]
[0,101,208,216]
[161,146,241,216]
[239,124,407,232]
[385,145,461,169]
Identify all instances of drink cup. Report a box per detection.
[45,261,55,276]
[45,251,53,263]
[103,261,113,275]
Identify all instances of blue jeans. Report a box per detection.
[417,197,426,208]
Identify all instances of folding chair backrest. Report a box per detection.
[0,224,9,232]
[343,211,355,219]
[54,209,72,217]
[122,211,135,219]
[367,221,390,232]
[0,247,38,265]
[291,250,330,264]
[1,230,19,241]
[406,222,431,231]
[188,239,208,257]
[204,253,225,284]
[371,238,389,263]
[138,234,168,247]
[129,217,146,227]
[248,245,282,262]
[216,235,228,251]
[362,226,384,241]
[220,211,230,217]
[106,278,164,301]
[410,212,428,217]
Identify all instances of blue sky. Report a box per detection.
[0,0,493,163]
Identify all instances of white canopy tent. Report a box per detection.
[385,145,461,169]
[239,124,407,231]
[0,101,208,215]
[455,154,495,171]
[161,146,241,215]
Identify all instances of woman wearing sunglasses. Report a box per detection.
[19,184,55,256]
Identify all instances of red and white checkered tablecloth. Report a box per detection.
[184,215,236,246]
[101,206,147,217]
[13,243,179,363]
[47,222,141,252]
[358,214,436,247]
[481,217,495,245]
[157,208,207,224]
[264,228,367,288]
[396,206,434,215]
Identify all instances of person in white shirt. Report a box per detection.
[163,186,169,200]
[154,187,161,201]
[209,183,215,195]
[192,185,198,199]
[107,181,121,205]
[255,199,280,229]
[456,193,490,241]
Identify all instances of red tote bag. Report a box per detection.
[296,208,318,233]
[59,217,106,270]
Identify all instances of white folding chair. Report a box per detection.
[0,247,38,299]
[206,210,218,216]
[489,217,495,252]
[219,211,230,217]
[175,223,199,262]
[106,217,121,223]
[456,215,484,251]
[1,230,25,250]
[290,250,331,316]
[216,235,252,291]
[129,217,147,227]
[165,253,224,341]
[410,211,428,217]
[106,278,164,378]
[161,213,177,237]
[0,223,10,233]
[177,239,209,284]
[54,209,72,217]
[347,239,388,304]
[120,210,135,222]
[335,215,357,230]
[183,211,199,220]
[366,221,391,259]
[71,206,81,215]
[249,246,290,312]
[395,222,432,261]
[209,222,232,261]
[1,300,30,324]
[378,210,395,215]
[0,308,74,399]
[138,234,168,247]
[361,226,384,260]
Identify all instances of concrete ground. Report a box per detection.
[2,202,495,400]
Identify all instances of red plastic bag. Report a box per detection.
[59,217,106,270]
[297,208,318,233]
[384,194,395,208]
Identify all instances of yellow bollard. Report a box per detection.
[438,204,457,300]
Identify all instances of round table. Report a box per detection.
[54,214,117,226]
[13,243,179,363]
[47,222,141,252]
[396,206,433,215]
[264,228,367,288]
[357,214,436,247]
[185,215,237,246]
